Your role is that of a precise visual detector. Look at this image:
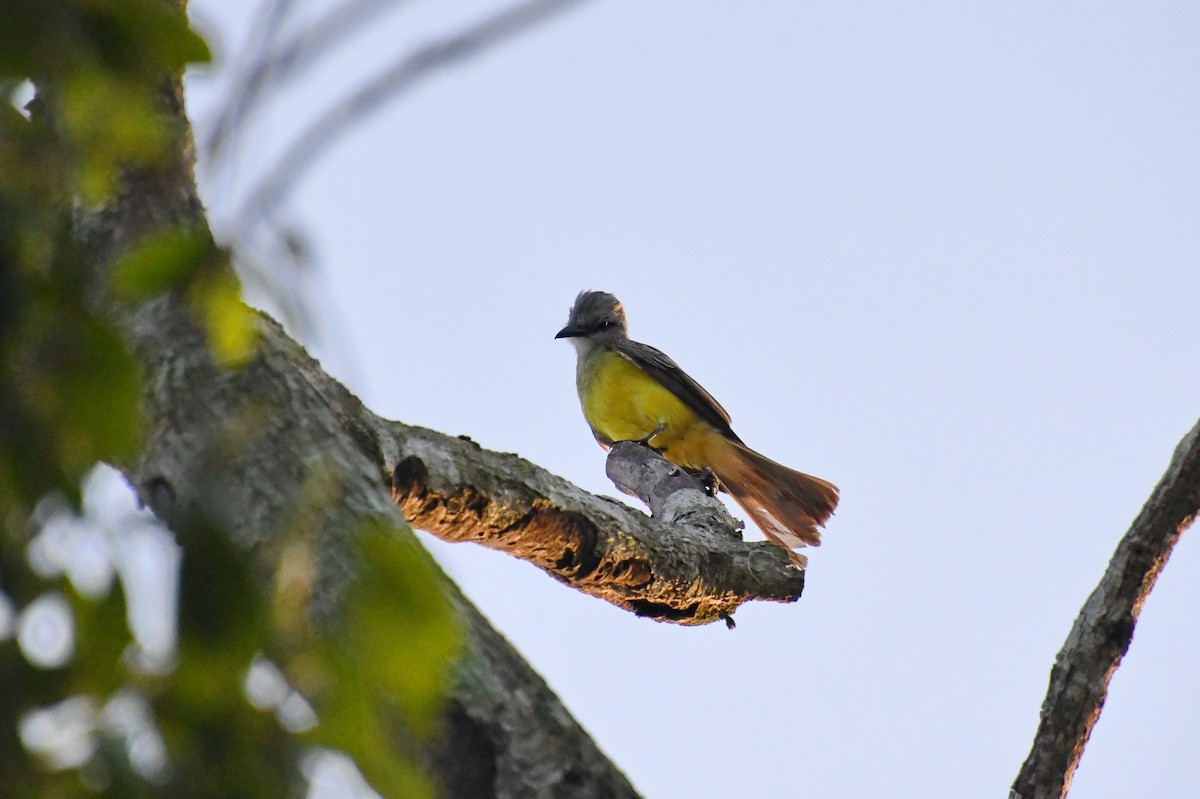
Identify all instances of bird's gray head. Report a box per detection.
[555,290,628,342]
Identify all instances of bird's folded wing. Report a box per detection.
[611,338,743,444]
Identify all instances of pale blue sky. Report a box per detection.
[187,2,1200,796]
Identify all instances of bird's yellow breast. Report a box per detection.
[576,348,714,470]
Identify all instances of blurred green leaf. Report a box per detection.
[0,0,210,81]
[21,315,142,476]
[300,520,463,799]
[0,0,70,79]
[147,517,299,798]
[68,588,132,698]
[175,518,267,682]
[110,229,215,300]
[346,524,462,732]
[80,0,212,76]
[191,270,258,368]
[62,72,168,203]
[0,392,60,517]
[1,0,211,205]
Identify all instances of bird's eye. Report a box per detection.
[601,320,611,328]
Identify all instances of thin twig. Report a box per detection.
[208,0,298,158]
[233,0,593,238]
[204,0,406,161]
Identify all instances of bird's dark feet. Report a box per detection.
[698,467,720,497]
[720,612,737,630]
[632,423,667,453]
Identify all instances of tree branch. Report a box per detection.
[204,0,406,162]
[388,428,805,626]
[1011,416,1200,799]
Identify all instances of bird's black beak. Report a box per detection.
[555,323,585,339]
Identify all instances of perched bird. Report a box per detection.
[556,290,838,566]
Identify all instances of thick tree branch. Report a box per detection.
[388,428,805,626]
[1011,417,1200,799]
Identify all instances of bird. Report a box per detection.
[556,290,838,566]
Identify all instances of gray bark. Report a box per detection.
[1011,417,1200,799]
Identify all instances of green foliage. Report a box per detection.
[0,0,210,81]
[0,492,299,799]
[1,3,464,798]
[22,314,143,475]
[110,230,215,300]
[62,72,169,203]
[0,0,233,515]
[111,228,259,367]
[1,488,464,798]
[0,0,210,203]
[190,267,259,367]
[0,0,212,516]
[0,224,143,509]
[148,515,299,798]
[340,525,462,736]
[296,522,464,799]
[0,509,138,799]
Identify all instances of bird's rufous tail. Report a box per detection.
[707,438,839,566]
